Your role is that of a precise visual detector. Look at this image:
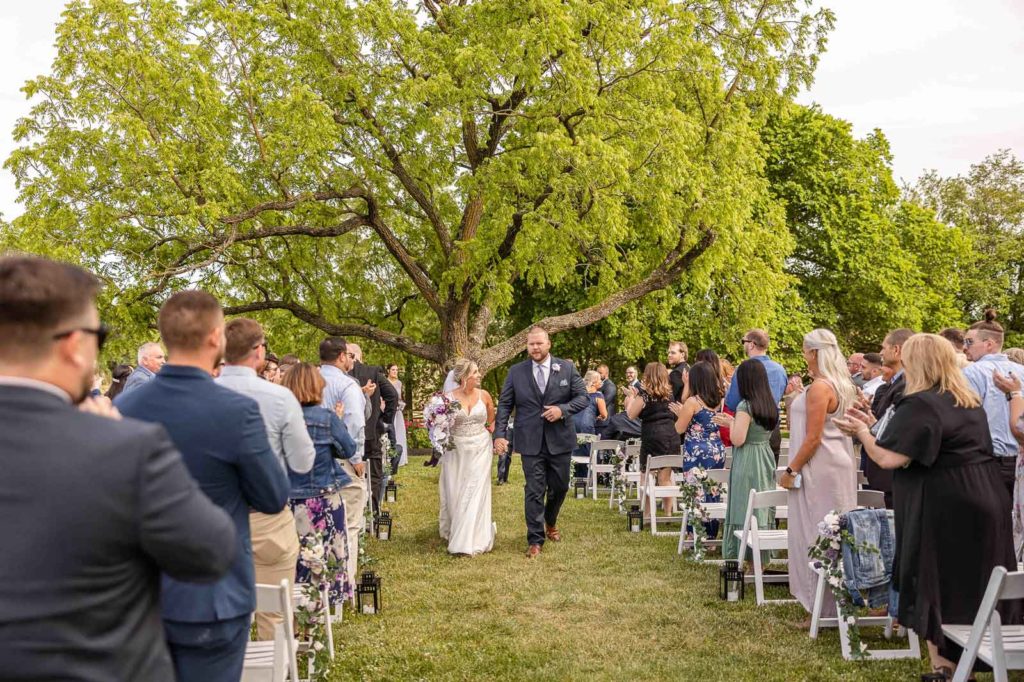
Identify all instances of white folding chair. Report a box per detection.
[589,440,622,504]
[944,566,1024,682]
[293,582,335,663]
[677,468,729,556]
[243,580,299,682]
[734,488,792,605]
[620,444,643,504]
[642,455,684,536]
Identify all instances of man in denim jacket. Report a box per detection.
[963,313,1024,499]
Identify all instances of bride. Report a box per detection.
[439,358,497,555]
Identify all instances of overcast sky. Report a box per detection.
[1,0,1022,219]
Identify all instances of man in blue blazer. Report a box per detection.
[117,290,290,682]
[494,325,588,557]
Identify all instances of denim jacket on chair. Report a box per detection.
[841,508,895,609]
[289,405,357,499]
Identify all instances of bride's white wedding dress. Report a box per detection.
[438,395,495,555]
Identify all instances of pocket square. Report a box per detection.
[559,379,568,387]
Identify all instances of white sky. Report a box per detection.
[0,0,1022,219]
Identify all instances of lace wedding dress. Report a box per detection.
[438,395,496,555]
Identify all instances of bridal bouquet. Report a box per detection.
[423,392,461,453]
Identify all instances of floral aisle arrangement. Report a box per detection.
[295,530,341,680]
[575,433,599,446]
[677,467,727,561]
[423,392,461,454]
[807,510,880,660]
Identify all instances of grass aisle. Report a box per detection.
[329,460,924,681]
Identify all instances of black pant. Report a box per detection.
[521,450,571,546]
[496,452,512,483]
[368,456,384,515]
[998,455,1016,504]
[770,423,782,462]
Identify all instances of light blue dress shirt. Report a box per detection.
[963,353,1024,457]
[319,364,365,464]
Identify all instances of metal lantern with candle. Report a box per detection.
[574,478,587,500]
[719,560,745,602]
[375,510,393,540]
[627,505,643,533]
[357,571,381,614]
[385,480,398,503]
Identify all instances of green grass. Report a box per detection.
[327,460,929,681]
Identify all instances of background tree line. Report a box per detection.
[0,0,1021,394]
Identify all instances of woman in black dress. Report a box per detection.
[835,333,1018,679]
[625,362,679,518]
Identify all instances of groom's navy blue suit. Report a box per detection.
[494,355,588,546]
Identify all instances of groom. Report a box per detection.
[494,326,588,558]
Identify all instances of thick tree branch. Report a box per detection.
[476,229,717,371]
[222,299,444,362]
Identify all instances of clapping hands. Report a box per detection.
[833,406,875,438]
[994,370,1022,394]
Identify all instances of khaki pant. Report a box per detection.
[338,460,368,601]
[250,508,299,640]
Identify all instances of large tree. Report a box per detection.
[5,0,832,370]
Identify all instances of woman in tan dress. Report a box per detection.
[779,328,857,623]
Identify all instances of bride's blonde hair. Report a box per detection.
[452,358,478,385]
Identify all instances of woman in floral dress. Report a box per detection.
[281,363,357,604]
[671,361,726,535]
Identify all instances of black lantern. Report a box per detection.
[719,560,745,602]
[356,571,381,614]
[385,480,398,503]
[628,505,643,533]
[375,510,392,540]
[574,477,587,500]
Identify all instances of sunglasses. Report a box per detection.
[52,323,110,351]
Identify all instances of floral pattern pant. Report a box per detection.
[290,492,352,604]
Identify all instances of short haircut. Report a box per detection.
[597,363,609,372]
[939,328,965,350]
[668,341,688,359]
[1006,348,1024,365]
[970,309,1004,344]
[0,255,100,363]
[280,354,300,367]
[137,341,162,364]
[863,352,883,366]
[158,291,222,353]
[265,352,279,365]
[319,337,347,363]
[281,361,326,406]
[744,329,769,350]
[626,366,637,373]
[224,317,264,364]
[884,328,915,348]
[526,325,549,339]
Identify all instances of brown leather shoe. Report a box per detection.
[545,526,562,542]
[525,544,542,558]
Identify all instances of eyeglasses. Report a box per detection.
[740,338,751,345]
[52,323,109,351]
[964,338,977,347]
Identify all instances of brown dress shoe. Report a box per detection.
[526,544,542,558]
[545,526,562,542]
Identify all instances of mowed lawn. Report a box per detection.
[328,460,928,682]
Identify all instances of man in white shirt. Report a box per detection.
[319,337,367,592]
[216,318,314,639]
[860,352,885,400]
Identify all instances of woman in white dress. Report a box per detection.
[387,364,408,466]
[438,358,497,555]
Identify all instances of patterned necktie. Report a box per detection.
[535,363,547,393]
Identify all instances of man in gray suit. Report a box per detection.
[121,340,166,394]
[0,255,236,681]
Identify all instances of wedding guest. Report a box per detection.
[624,366,640,391]
[348,342,399,514]
[281,362,357,606]
[596,363,617,435]
[387,363,408,467]
[117,291,289,682]
[860,352,885,400]
[963,310,1024,498]
[835,333,1019,678]
[671,361,726,536]
[939,327,969,368]
[847,352,866,388]
[572,370,608,478]
[695,348,729,446]
[713,359,779,562]
[995,370,1024,559]
[778,328,857,625]
[105,362,133,401]
[216,318,315,640]
[0,256,235,682]
[279,354,300,375]
[667,341,689,401]
[624,362,678,517]
[725,329,787,458]
[866,328,914,508]
[262,353,281,382]
[120,340,165,394]
[319,337,367,595]
[1007,347,1024,366]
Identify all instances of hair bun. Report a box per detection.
[984,308,998,323]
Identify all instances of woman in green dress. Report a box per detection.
[714,359,780,561]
